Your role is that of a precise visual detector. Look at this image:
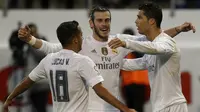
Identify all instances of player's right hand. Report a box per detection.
[18,26,32,43]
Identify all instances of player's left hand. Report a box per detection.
[178,22,196,33]
[108,38,126,49]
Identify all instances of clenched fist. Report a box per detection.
[18,26,32,43]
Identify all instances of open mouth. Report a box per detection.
[100,28,109,33]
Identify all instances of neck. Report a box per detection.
[63,45,79,53]
[145,27,162,41]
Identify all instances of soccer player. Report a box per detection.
[17,6,195,112]
[4,21,136,112]
[108,2,193,112]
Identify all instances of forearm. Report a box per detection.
[164,26,181,38]
[94,85,129,112]
[23,36,43,49]
[125,40,174,55]
[32,38,43,49]
[28,36,62,54]
[7,77,34,100]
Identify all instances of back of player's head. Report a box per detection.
[56,20,80,47]
[122,28,135,35]
[138,2,162,28]
[89,5,111,21]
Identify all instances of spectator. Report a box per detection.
[26,23,50,112]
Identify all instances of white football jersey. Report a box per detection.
[29,49,104,112]
[122,32,186,112]
[39,34,147,111]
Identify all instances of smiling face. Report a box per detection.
[89,11,111,41]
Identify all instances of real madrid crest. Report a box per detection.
[101,47,108,55]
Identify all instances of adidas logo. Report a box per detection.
[91,49,97,53]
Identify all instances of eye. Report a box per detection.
[105,18,110,23]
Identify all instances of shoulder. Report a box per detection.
[74,53,93,62]
[160,33,176,44]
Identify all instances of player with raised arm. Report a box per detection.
[3,21,136,112]
[18,6,195,112]
[108,2,194,112]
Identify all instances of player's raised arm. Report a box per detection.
[164,22,196,37]
[18,26,62,54]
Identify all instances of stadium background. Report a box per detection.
[0,0,200,112]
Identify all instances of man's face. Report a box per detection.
[135,10,150,35]
[90,11,111,40]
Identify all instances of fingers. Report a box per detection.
[25,25,31,31]
[18,28,28,37]
[191,24,196,33]
[182,22,196,33]
[187,23,196,33]
[108,38,123,49]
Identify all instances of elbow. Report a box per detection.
[164,48,177,54]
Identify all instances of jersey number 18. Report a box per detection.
[50,70,69,102]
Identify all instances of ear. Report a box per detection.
[89,19,94,29]
[149,18,155,25]
[71,36,78,44]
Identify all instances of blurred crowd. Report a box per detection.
[0,0,200,9]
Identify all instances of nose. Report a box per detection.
[135,19,137,24]
[102,21,107,26]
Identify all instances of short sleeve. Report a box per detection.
[29,57,47,82]
[78,56,104,87]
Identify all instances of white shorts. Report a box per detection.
[158,103,188,112]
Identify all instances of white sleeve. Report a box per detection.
[78,57,104,87]
[38,40,62,54]
[125,37,177,55]
[117,34,148,41]
[116,34,148,55]
[29,57,47,82]
[122,57,147,71]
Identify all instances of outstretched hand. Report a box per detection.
[108,38,126,49]
[18,25,32,42]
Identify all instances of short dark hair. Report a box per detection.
[27,23,37,29]
[138,2,162,28]
[56,20,80,47]
[89,5,111,21]
[122,28,135,35]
